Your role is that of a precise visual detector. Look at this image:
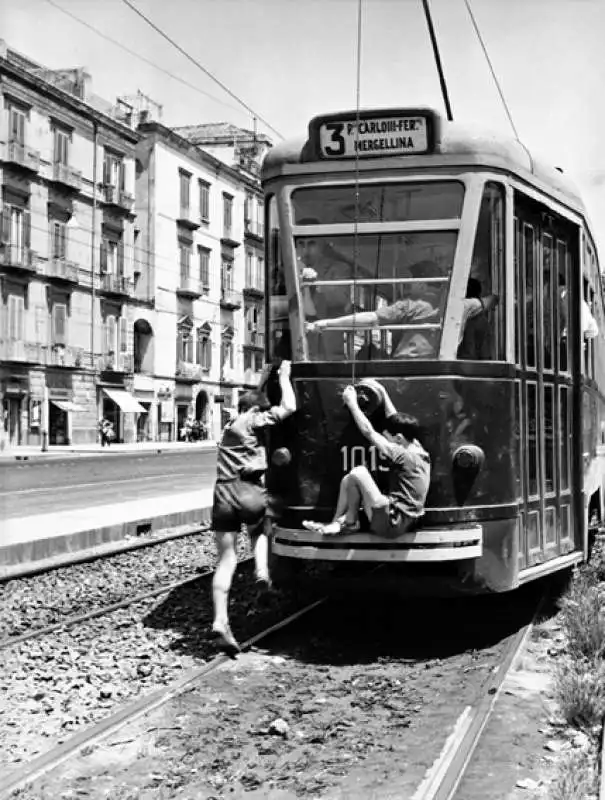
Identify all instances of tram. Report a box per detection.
[261,107,605,593]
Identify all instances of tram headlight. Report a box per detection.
[452,445,485,471]
[451,445,485,505]
[272,447,292,466]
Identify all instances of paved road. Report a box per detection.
[0,450,217,520]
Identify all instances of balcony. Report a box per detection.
[244,218,264,241]
[99,273,134,297]
[220,288,242,310]
[48,344,85,368]
[45,257,79,284]
[243,283,264,299]
[220,366,237,385]
[0,244,37,273]
[99,352,134,372]
[5,140,40,173]
[176,274,203,299]
[0,339,45,364]
[176,361,203,381]
[176,206,200,230]
[221,228,240,248]
[101,185,135,211]
[51,162,82,192]
[244,331,265,350]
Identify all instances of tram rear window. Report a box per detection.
[292,181,464,225]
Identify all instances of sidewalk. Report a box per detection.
[0,440,217,462]
[0,487,214,578]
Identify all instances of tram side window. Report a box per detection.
[514,217,522,366]
[267,196,292,361]
[542,233,554,371]
[556,240,570,374]
[523,224,537,369]
[458,182,504,361]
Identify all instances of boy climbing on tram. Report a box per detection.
[303,379,431,536]
[210,360,296,656]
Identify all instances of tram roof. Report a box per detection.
[262,111,586,216]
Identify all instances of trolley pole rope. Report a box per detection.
[352,0,363,384]
[421,0,454,121]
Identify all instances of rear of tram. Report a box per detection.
[261,108,585,594]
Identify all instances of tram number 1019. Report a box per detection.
[340,445,389,473]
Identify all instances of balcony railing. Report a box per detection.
[220,288,242,310]
[6,140,40,172]
[243,282,264,298]
[52,162,82,191]
[244,218,264,239]
[101,185,135,210]
[46,257,79,283]
[176,274,203,299]
[99,273,134,296]
[0,339,45,364]
[220,366,237,384]
[176,206,200,229]
[176,361,204,381]
[99,352,134,372]
[0,244,36,272]
[48,344,85,368]
[245,331,265,349]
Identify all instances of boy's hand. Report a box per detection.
[342,385,358,408]
[278,360,291,378]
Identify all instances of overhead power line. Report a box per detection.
[42,0,242,116]
[119,0,284,140]
[463,0,519,140]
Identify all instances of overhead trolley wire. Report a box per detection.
[463,0,520,140]
[41,0,242,117]
[119,0,284,141]
[351,0,364,384]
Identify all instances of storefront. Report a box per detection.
[175,383,193,441]
[100,385,146,443]
[156,385,174,442]
[0,371,28,449]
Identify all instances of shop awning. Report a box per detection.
[50,400,80,413]
[103,388,147,413]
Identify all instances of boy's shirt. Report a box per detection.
[215,407,287,483]
[382,440,431,519]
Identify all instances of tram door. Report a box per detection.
[515,200,578,569]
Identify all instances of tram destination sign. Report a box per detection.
[312,109,435,160]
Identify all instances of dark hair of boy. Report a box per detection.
[383,412,421,442]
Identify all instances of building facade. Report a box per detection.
[0,42,141,448]
[134,122,270,442]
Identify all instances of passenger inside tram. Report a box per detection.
[457,278,500,360]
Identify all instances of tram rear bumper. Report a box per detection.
[272,525,483,562]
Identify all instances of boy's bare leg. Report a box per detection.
[251,516,272,587]
[212,530,240,654]
[320,474,362,535]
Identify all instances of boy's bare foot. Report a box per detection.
[211,623,241,658]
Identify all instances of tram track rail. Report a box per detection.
[412,589,548,799]
[0,557,252,652]
[0,597,327,799]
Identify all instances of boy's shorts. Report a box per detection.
[370,499,417,538]
[212,479,267,534]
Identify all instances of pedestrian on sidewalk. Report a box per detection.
[211,359,297,656]
[99,418,115,447]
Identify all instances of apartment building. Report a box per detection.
[134,121,270,442]
[0,42,140,448]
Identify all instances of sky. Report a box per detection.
[3,0,605,250]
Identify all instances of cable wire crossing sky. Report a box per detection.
[3,0,605,249]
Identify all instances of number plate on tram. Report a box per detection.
[317,114,430,159]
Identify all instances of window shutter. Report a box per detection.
[118,240,124,275]
[119,316,128,352]
[23,210,31,249]
[100,240,108,273]
[1,206,10,244]
[103,156,110,186]
[53,304,66,345]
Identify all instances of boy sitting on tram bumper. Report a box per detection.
[303,379,431,536]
